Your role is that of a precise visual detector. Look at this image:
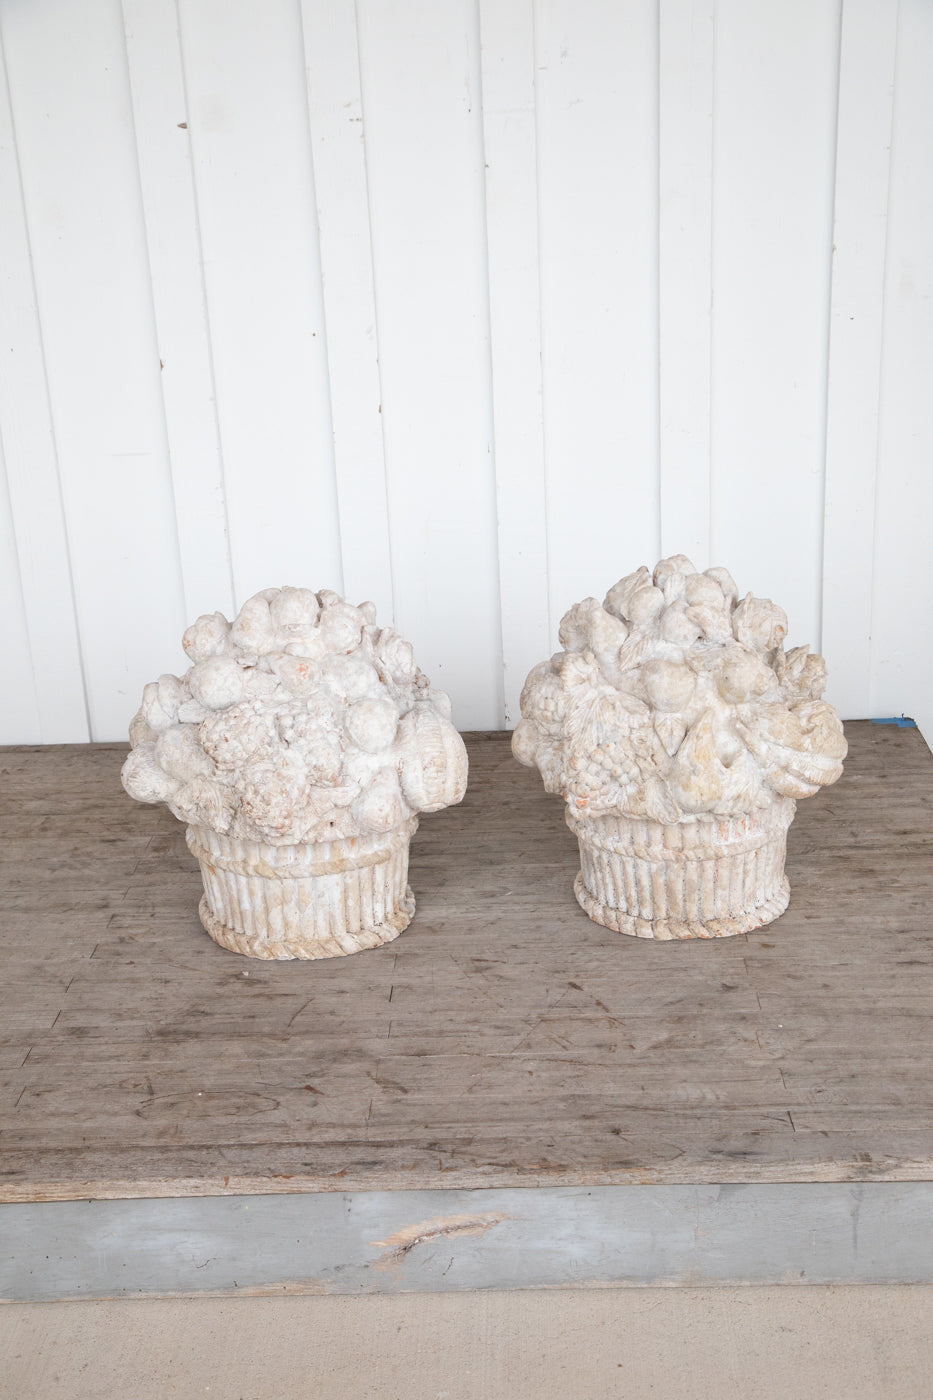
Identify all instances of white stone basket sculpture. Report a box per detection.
[512,556,847,940]
[122,588,468,960]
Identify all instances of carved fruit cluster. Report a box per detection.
[122,588,467,844]
[512,556,847,821]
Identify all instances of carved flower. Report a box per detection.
[732,594,788,653]
[373,628,416,692]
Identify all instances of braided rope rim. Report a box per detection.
[187,816,419,881]
[198,889,415,961]
[573,873,791,941]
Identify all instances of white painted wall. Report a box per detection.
[1,0,930,744]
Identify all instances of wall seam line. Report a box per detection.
[817,0,846,659]
[654,0,663,563]
[172,0,237,613]
[867,0,902,718]
[352,0,396,627]
[295,0,345,602]
[531,0,553,649]
[119,0,189,631]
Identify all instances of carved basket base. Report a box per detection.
[187,818,418,960]
[567,799,795,941]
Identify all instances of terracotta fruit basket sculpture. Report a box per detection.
[512,556,847,940]
[122,587,467,959]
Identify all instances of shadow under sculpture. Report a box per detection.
[121,587,467,959]
[513,556,847,940]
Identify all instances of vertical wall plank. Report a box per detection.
[710,0,841,649]
[821,0,898,720]
[121,0,235,624]
[177,0,343,605]
[534,0,660,624]
[870,0,933,747]
[0,446,40,744]
[300,0,393,621]
[1,0,187,740]
[658,0,714,568]
[0,30,88,742]
[479,0,550,723]
[355,0,503,727]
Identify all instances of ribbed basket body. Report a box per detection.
[186,818,418,960]
[566,799,795,940]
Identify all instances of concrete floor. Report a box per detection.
[2,1288,932,1399]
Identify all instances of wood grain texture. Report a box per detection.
[1,723,931,1203]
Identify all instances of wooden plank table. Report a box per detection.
[2,722,932,1296]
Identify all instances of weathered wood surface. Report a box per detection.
[1,723,931,1203]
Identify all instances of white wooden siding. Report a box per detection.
[869,0,933,744]
[822,0,899,725]
[0,0,930,744]
[710,0,841,655]
[657,0,714,569]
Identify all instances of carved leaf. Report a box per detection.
[655,713,687,757]
[617,631,651,673]
[685,603,732,643]
[565,691,627,750]
[782,646,810,682]
[644,776,680,824]
[661,571,687,605]
[669,713,727,810]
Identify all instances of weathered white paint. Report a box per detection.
[0,1,931,745]
[514,558,847,940]
[121,587,469,960]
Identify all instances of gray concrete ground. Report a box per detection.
[2,1287,932,1400]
